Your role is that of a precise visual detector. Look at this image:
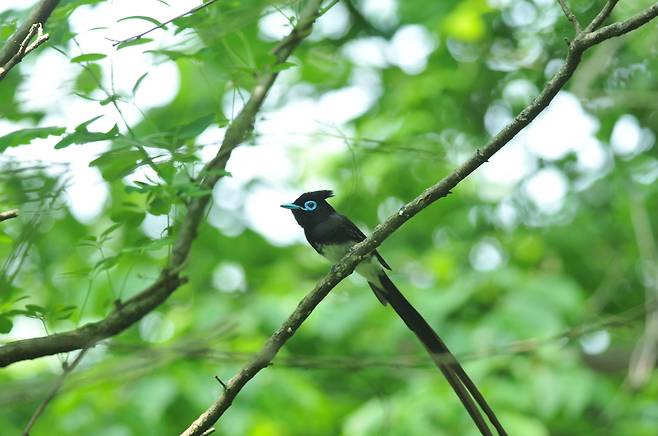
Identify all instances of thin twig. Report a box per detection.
[180,3,658,435]
[22,349,88,435]
[69,38,166,181]
[0,209,19,222]
[586,0,620,32]
[109,0,221,47]
[557,0,581,32]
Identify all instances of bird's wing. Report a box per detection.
[337,214,392,270]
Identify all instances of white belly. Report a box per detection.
[320,243,382,283]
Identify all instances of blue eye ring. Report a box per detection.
[303,200,317,211]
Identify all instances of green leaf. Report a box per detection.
[0,127,66,151]
[125,181,159,194]
[25,304,46,315]
[110,202,145,227]
[0,316,12,334]
[177,114,215,140]
[0,232,12,245]
[1,22,17,40]
[117,15,163,26]
[55,305,77,320]
[90,148,144,181]
[110,209,145,227]
[99,94,121,106]
[74,63,103,94]
[144,48,212,61]
[148,195,171,216]
[117,38,154,50]
[71,53,107,63]
[55,124,119,149]
[93,255,120,272]
[75,115,104,131]
[100,223,122,240]
[172,15,197,32]
[271,61,297,73]
[132,72,149,95]
[121,237,173,254]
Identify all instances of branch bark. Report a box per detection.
[0,0,329,368]
[0,209,19,222]
[558,0,581,32]
[0,0,59,80]
[181,3,658,435]
[585,0,620,32]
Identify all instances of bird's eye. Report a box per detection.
[304,200,317,211]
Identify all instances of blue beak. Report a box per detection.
[280,203,302,210]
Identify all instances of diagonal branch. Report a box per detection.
[0,0,59,80]
[181,3,658,435]
[586,0,620,32]
[0,0,330,369]
[0,23,51,81]
[583,2,658,45]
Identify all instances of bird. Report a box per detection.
[281,190,506,436]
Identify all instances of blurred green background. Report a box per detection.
[1,0,658,435]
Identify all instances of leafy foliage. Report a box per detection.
[1,0,657,435]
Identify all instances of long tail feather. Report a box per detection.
[373,272,507,436]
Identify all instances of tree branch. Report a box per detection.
[585,0,620,32]
[0,209,19,222]
[0,23,50,81]
[0,0,59,79]
[181,3,658,435]
[0,0,329,368]
[583,2,658,45]
[557,0,581,32]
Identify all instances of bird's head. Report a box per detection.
[281,190,335,228]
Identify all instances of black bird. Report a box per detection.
[281,190,506,436]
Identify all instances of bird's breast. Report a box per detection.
[317,242,354,262]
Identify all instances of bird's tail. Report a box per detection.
[370,272,507,436]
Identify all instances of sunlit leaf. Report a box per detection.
[117,38,154,50]
[117,15,163,27]
[0,127,66,151]
[132,72,149,95]
[70,53,107,63]
[55,124,119,149]
[90,148,144,181]
[0,316,12,334]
